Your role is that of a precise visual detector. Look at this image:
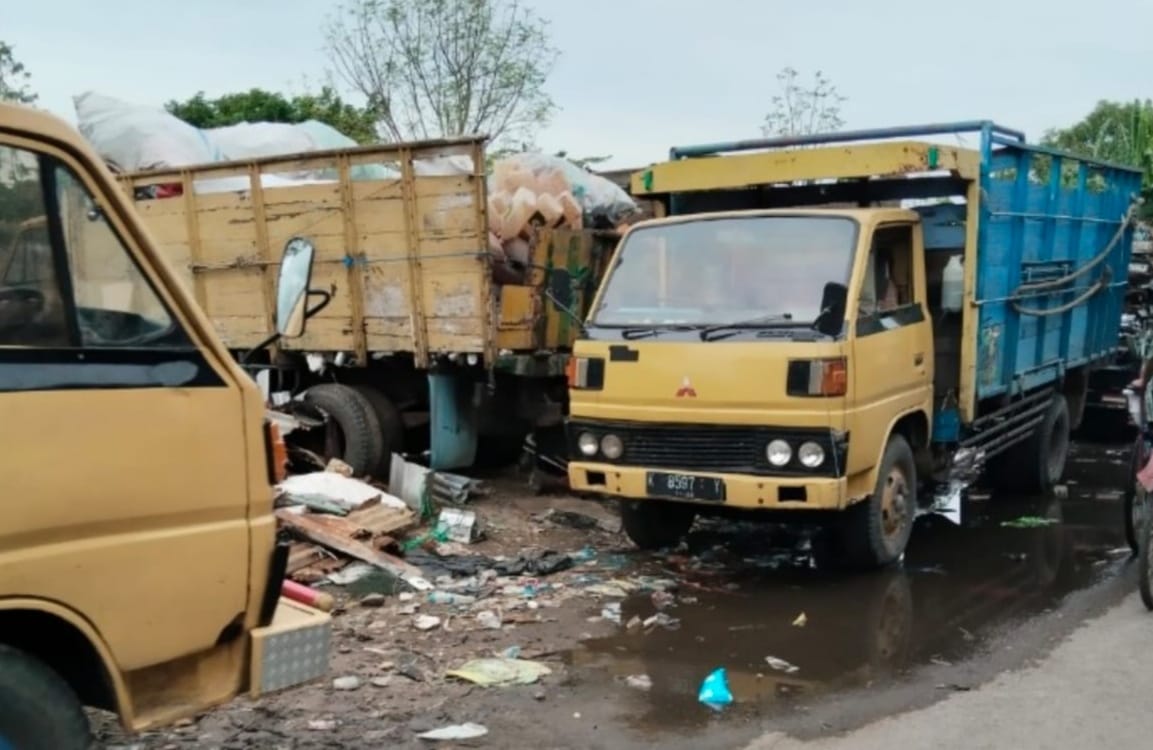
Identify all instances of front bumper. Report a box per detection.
[568,461,847,510]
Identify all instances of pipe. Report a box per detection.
[282,579,335,611]
[669,120,1027,160]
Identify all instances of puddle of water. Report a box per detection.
[569,443,1129,732]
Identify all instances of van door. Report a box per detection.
[848,223,933,472]
[0,138,252,671]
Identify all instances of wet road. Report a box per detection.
[568,440,1134,739]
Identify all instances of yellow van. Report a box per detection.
[0,103,330,748]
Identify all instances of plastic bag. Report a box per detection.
[489,152,637,230]
[73,91,220,172]
[292,120,397,181]
[697,667,733,710]
[205,122,314,163]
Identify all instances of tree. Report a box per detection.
[324,0,558,146]
[761,67,846,138]
[0,41,36,104]
[1042,99,1153,216]
[165,87,379,144]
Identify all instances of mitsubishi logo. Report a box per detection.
[675,376,697,398]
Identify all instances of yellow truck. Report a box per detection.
[109,142,612,475]
[566,122,1142,568]
[0,103,330,748]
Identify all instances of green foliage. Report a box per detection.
[0,41,36,104]
[164,87,379,143]
[1042,100,1153,217]
[325,0,558,147]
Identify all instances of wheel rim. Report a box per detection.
[880,468,910,543]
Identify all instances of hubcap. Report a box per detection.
[880,469,909,541]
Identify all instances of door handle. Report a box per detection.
[914,352,925,366]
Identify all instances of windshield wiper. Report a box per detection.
[698,313,794,342]
[620,324,701,340]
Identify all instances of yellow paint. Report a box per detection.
[569,207,933,513]
[0,103,329,732]
[632,140,981,196]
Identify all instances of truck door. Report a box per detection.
[849,223,933,463]
[0,137,252,670]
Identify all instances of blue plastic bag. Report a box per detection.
[697,667,733,710]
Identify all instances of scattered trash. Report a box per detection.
[601,602,622,624]
[325,458,355,477]
[570,546,598,563]
[370,676,391,688]
[926,480,964,525]
[427,591,477,605]
[1000,516,1059,528]
[494,550,573,577]
[625,615,642,630]
[792,612,808,628]
[652,591,676,610]
[500,645,522,659]
[414,615,442,631]
[587,582,632,598]
[626,674,652,691]
[281,580,334,611]
[307,719,337,731]
[416,723,489,741]
[765,656,800,674]
[389,453,484,512]
[643,613,680,630]
[698,667,733,710]
[446,657,552,686]
[1053,484,1069,499]
[280,471,404,512]
[331,676,361,691]
[326,562,375,586]
[476,610,503,630]
[436,508,483,544]
[359,593,387,608]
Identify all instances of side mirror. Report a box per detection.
[275,237,316,338]
[814,282,848,338]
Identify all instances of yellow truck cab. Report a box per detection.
[0,104,330,748]
[566,122,1140,569]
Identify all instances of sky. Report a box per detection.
[5,0,1152,170]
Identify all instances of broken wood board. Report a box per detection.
[287,543,329,574]
[276,509,430,591]
[346,499,417,537]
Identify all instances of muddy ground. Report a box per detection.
[95,439,1138,750]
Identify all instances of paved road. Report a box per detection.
[742,595,1153,750]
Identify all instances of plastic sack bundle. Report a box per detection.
[293,120,396,181]
[73,91,221,172]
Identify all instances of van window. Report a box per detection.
[0,143,191,349]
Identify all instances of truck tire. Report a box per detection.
[302,384,385,478]
[842,435,917,569]
[620,500,696,550]
[0,645,90,750]
[996,394,1070,496]
[350,385,405,477]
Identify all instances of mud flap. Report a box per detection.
[428,372,478,470]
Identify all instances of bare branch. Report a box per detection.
[324,0,556,146]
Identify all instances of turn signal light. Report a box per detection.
[787,358,848,397]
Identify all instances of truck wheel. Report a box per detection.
[0,646,90,750]
[620,500,696,550]
[995,395,1071,495]
[843,435,917,569]
[350,385,405,476]
[302,384,385,478]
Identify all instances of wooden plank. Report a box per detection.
[275,509,429,589]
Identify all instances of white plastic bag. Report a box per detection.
[293,120,397,181]
[205,122,315,162]
[73,91,220,172]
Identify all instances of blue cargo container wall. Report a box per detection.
[974,127,1143,401]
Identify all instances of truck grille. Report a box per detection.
[566,420,847,478]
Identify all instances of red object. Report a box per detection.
[282,579,334,611]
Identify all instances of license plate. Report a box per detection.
[645,472,726,502]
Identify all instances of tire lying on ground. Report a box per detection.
[0,645,91,750]
[350,385,405,477]
[302,383,385,478]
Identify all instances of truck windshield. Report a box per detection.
[590,215,857,327]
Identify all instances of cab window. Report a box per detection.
[0,143,191,350]
[856,223,921,336]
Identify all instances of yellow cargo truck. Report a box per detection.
[0,103,330,748]
[566,122,1140,568]
[112,143,612,474]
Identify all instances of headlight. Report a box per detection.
[578,432,599,456]
[601,434,624,459]
[798,441,825,468]
[766,439,792,466]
